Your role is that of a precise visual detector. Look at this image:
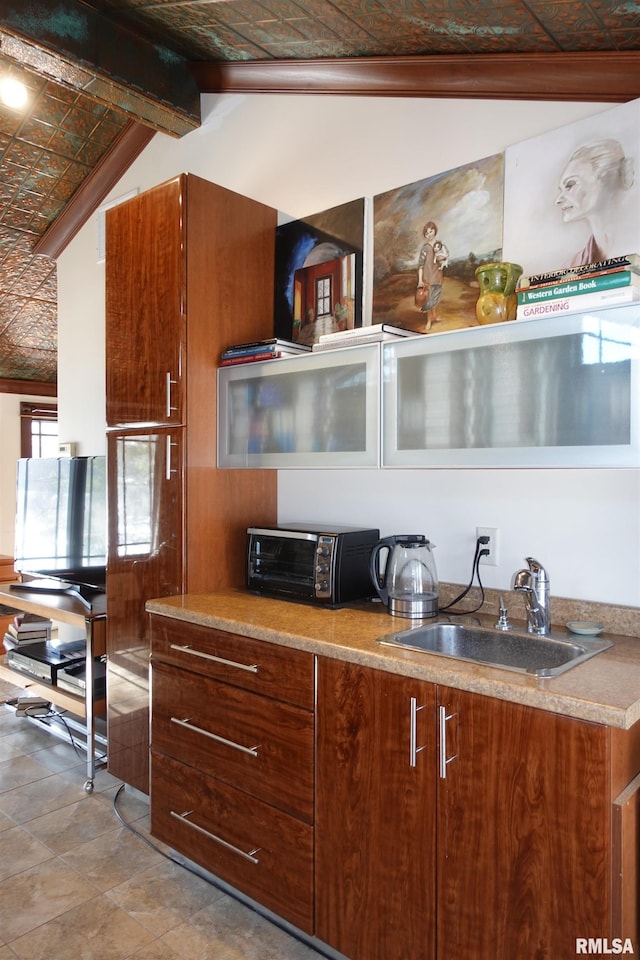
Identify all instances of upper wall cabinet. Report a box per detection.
[383,305,640,468]
[106,177,185,428]
[218,345,380,468]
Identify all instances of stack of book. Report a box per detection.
[516,254,640,320]
[312,323,415,351]
[3,612,53,652]
[220,338,311,366]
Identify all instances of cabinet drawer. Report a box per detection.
[150,614,314,710]
[151,660,314,822]
[151,751,313,933]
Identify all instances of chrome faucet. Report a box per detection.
[513,557,551,636]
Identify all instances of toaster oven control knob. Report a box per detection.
[316,561,329,574]
[317,545,331,558]
[316,579,329,593]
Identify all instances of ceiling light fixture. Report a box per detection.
[0,77,28,110]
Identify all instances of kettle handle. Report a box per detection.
[369,536,398,605]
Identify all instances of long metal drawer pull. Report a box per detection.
[169,643,259,673]
[171,716,260,757]
[439,704,458,779]
[170,810,260,864]
[409,696,427,767]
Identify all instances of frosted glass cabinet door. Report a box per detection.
[218,345,380,467]
[383,306,640,467]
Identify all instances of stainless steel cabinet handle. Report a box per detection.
[439,704,458,779]
[409,696,427,767]
[170,810,260,864]
[171,716,260,757]
[165,434,172,480]
[165,371,178,418]
[169,643,259,673]
[165,435,179,479]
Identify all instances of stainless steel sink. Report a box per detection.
[377,621,613,678]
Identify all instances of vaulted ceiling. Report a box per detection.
[1,0,639,391]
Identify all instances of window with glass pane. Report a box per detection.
[316,276,332,318]
[20,403,58,457]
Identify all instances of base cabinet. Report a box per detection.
[149,613,315,933]
[315,657,436,960]
[437,685,611,960]
[316,658,637,960]
[147,617,639,958]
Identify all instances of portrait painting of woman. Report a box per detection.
[503,99,640,276]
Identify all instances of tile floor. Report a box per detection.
[0,685,330,960]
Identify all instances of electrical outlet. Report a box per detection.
[476,526,499,566]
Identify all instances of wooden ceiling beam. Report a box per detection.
[0,378,56,396]
[0,0,200,135]
[191,52,640,103]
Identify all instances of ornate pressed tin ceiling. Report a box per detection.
[1,0,640,388]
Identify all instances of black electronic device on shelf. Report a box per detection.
[12,456,106,606]
[6,641,85,685]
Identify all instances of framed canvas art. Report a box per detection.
[274,198,364,346]
[372,153,504,336]
[503,99,640,277]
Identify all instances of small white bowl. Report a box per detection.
[566,620,605,637]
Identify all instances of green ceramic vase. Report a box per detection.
[475,261,523,325]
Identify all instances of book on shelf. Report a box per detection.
[3,631,48,651]
[517,254,640,290]
[8,613,52,641]
[517,269,640,305]
[317,323,414,344]
[220,350,294,366]
[221,338,311,359]
[313,325,417,350]
[517,283,640,320]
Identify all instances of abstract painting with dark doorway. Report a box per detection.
[274,198,364,345]
[373,154,504,336]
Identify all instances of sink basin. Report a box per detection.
[377,621,613,678]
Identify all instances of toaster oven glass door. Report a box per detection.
[249,533,318,599]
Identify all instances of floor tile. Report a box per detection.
[0,753,58,793]
[106,859,224,937]
[0,824,53,881]
[0,768,96,822]
[0,858,100,941]
[61,824,166,892]
[9,895,155,960]
[21,791,119,855]
[164,895,322,960]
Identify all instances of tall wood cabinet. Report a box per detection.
[105,174,278,792]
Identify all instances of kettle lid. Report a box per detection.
[395,534,434,547]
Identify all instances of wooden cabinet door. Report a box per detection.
[106,427,184,793]
[106,176,185,428]
[436,686,611,960]
[316,658,436,960]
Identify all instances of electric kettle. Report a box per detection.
[369,534,438,619]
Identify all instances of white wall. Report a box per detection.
[56,94,640,607]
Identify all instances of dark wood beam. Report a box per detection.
[191,52,640,103]
[0,0,200,135]
[0,378,56,396]
[34,121,155,260]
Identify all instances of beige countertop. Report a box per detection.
[146,588,640,730]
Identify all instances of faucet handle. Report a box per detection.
[525,557,548,582]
